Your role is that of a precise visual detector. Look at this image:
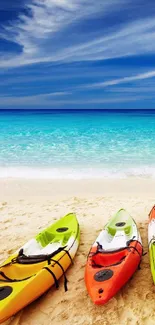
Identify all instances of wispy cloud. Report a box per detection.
[1,0,155,68]
[84,70,155,89]
[2,0,152,67]
[53,18,155,63]
[0,91,71,106]
[1,0,155,109]
[0,92,151,108]
[107,86,155,93]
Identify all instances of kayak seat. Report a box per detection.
[107,223,132,236]
[51,232,72,245]
[36,230,72,248]
[106,209,133,236]
[36,230,55,247]
[63,233,72,245]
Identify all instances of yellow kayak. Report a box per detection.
[0,213,80,323]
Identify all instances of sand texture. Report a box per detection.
[1,178,155,325]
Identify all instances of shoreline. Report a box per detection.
[1,166,155,180]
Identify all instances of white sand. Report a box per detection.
[1,178,155,325]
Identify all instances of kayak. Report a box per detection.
[85,209,143,305]
[148,205,155,283]
[0,213,80,323]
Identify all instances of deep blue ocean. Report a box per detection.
[0,109,155,179]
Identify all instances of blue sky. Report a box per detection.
[1,0,155,109]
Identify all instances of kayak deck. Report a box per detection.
[85,209,143,304]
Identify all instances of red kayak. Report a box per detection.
[85,209,143,304]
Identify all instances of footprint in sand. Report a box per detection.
[143,318,155,325]
[2,202,7,206]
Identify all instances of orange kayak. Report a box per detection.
[85,209,143,305]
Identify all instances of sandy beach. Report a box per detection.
[0,178,155,325]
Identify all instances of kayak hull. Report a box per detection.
[85,241,142,304]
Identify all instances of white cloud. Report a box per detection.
[84,70,155,89]
[53,18,155,62]
[0,91,71,106]
[0,0,132,67]
[0,93,151,108]
[107,86,155,93]
[1,0,155,69]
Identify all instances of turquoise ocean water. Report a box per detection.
[1,109,155,179]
